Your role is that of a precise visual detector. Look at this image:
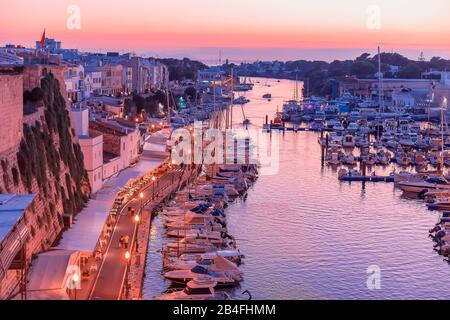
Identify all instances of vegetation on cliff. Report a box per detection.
[16,73,90,215]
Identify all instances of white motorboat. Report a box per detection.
[164,265,241,287]
[164,253,240,274]
[154,277,227,300]
[397,178,450,193]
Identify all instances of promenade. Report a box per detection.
[89,166,191,300]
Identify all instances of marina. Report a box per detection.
[140,78,450,300]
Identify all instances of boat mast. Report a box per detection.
[166,80,171,127]
[377,46,384,115]
[441,97,447,173]
[230,67,234,129]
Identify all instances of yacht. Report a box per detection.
[164,265,241,287]
[397,177,450,193]
[154,278,227,300]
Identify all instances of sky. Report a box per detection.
[1,0,450,62]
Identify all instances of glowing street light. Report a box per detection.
[139,192,144,199]
[71,273,79,300]
[151,176,156,200]
[125,251,131,260]
[134,214,141,223]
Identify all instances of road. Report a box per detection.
[89,167,186,300]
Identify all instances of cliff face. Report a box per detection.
[0,72,90,256]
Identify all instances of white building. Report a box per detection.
[72,107,104,193]
[64,63,85,102]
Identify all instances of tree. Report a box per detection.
[351,61,377,78]
[397,63,422,78]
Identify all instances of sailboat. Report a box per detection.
[397,98,449,194]
[282,70,302,123]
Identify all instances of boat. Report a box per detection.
[163,265,241,287]
[397,177,450,194]
[326,152,341,166]
[263,93,272,99]
[342,153,357,166]
[154,278,227,300]
[342,135,355,148]
[164,253,240,274]
[347,122,359,133]
[338,169,394,182]
[233,96,250,105]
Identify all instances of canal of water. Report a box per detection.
[143,78,449,300]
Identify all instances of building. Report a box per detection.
[0,50,24,65]
[35,37,61,52]
[0,68,24,154]
[71,107,104,193]
[89,120,141,177]
[95,96,125,118]
[0,194,36,299]
[85,63,123,96]
[125,57,152,93]
[121,65,133,94]
[392,89,415,108]
[63,63,85,102]
[339,76,434,99]
[84,70,102,98]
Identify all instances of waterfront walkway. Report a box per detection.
[89,166,188,300]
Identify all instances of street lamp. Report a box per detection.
[124,250,131,299]
[151,176,156,200]
[134,214,141,223]
[71,273,79,300]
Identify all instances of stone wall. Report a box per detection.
[0,74,23,154]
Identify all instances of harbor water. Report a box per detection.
[143,78,450,300]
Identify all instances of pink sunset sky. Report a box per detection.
[1,0,450,61]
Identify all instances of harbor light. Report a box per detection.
[125,251,131,260]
